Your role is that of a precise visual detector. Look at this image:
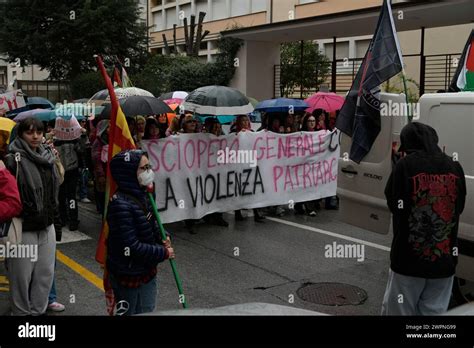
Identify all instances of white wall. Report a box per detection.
[230,40,280,100]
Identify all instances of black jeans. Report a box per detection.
[58,169,79,225]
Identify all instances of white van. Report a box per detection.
[337,93,407,235]
[337,92,474,298]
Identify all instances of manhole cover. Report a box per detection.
[296,282,367,306]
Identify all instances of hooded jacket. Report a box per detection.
[385,122,466,278]
[106,150,168,278]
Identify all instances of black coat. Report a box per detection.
[385,123,466,278]
[106,150,168,277]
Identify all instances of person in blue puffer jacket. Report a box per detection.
[106,149,175,316]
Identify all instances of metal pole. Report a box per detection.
[300,40,304,99]
[419,27,425,96]
[331,36,337,93]
[146,0,150,52]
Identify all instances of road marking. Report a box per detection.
[57,229,92,245]
[266,217,391,252]
[0,275,8,292]
[56,251,104,292]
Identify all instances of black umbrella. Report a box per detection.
[99,96,173,119]
[182,86,254,116]
[158,91,189,101]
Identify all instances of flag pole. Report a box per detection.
[401,69,413,122]
[147,191,188,309]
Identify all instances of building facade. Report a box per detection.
[148,0,474,99]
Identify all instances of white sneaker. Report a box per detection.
[309,211,317,217]
[48,302,66,312]
[80,198,92,203]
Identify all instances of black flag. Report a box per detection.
[336,0,404,163]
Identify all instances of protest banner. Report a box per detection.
[0,90,26,112]
[143,130,340,224]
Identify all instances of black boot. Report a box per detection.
[214,215,229,227]
[69,220,79,231]
[254,209,265,223]
[185,220,197,235]
[235,210,244,221]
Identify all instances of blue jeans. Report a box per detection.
[78,168,89,200]
[109,274,157,316]
[48,261,58,304]
[48,278,57,304]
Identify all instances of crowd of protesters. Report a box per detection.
[0,98,468,318]
[0,106,340,315]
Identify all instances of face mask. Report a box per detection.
[138,169,154,187]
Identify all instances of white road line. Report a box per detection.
[265,216,391,252]
[57,229,92,245]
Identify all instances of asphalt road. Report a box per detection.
[0,201,394,316]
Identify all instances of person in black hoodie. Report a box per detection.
[382,122,466,315]
[107,150,174,315]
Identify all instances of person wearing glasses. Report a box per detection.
[179,114,198,134]
[107,150,175,315]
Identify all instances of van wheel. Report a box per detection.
[449,277,469,309]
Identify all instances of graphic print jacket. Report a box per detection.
[385,122,466,278]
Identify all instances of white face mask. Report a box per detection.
[138,169,155,187]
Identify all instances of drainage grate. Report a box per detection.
[296,282,367,306]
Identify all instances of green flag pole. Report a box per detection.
[401,69,413,122]
[147,192,188,309]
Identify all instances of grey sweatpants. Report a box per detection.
[6,225,56,316]
[381,269,454,316]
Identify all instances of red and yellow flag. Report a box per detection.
[94,55,135,264]
[94,55,135,315]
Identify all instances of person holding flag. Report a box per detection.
[336,0,404,163]
[106,150,175,315]
[94,55,186,314]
